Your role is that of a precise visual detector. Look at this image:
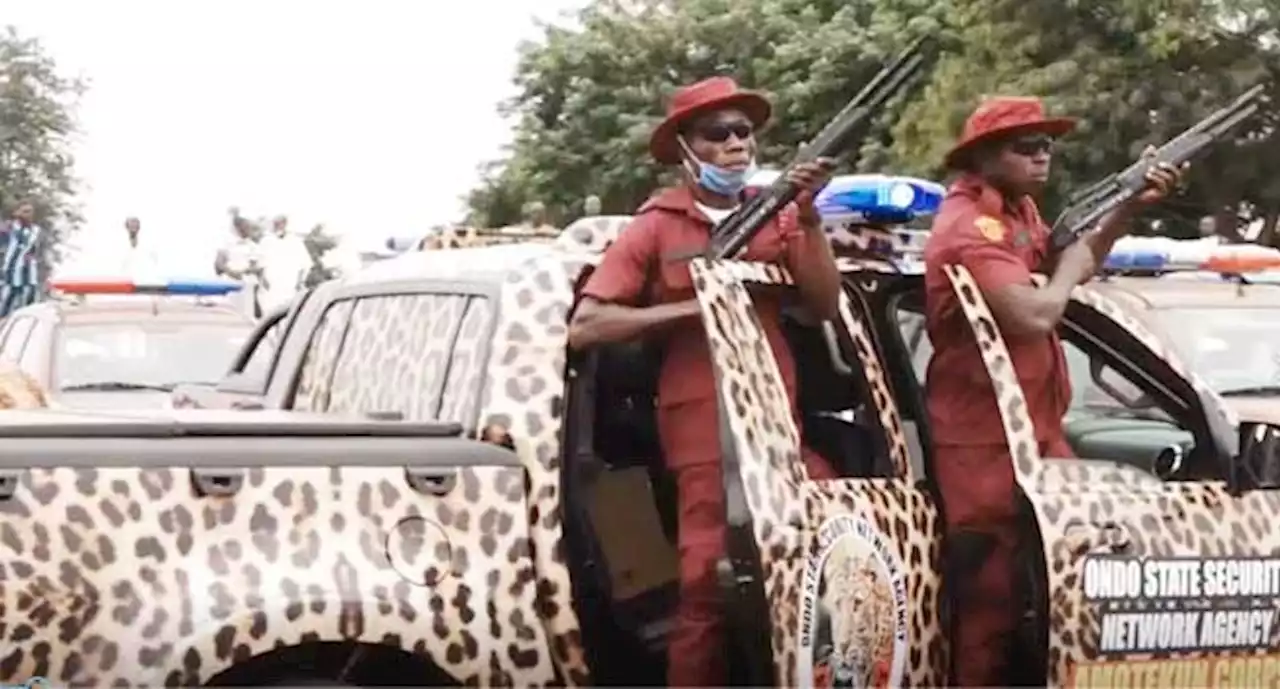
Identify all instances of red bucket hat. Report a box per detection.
[944,96,1077,169]
[649,77,772,165]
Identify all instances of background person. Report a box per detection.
[0,199,46,318]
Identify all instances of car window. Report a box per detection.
[292,299,357,411]
[1152,307,1280,395]
[0,317,37,363]
[238,314,287,383]
[1060,336,1168,420]
[437,296,495,425]
[895,309,930,381]
[57,323,251,390]
[292,293,481,422]
[18,320,50,372]
[325,294,472,420]
[893,303,1162,420]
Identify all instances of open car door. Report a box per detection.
[942,263,1280,687]
[689,257,947,687]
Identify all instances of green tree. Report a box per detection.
[0,26,86,275]
[873,0,1278,240]
[466,0,904,225]
[470,0,1276,241]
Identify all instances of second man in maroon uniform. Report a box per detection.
[923,96,1184,686]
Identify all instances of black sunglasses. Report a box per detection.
[1007,135,1055,156]
[695,121,754,143]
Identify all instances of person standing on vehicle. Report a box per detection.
[567,76,842,687]
[922,96,1184,686]
[1,200,46,318]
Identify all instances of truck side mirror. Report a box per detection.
[1232,422,1280,490]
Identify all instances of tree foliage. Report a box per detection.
[0,26,85,272]
[465,0,907,226]
[877,0,1279,237]
[468,0,1278,240]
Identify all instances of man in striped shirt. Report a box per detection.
[0,200,45,318]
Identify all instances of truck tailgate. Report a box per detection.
[0,409,556,686]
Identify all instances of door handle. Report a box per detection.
[0,470,22,500]
[405,467,456,496]
[191,468,245,497]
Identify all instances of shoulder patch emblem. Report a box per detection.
[975,216,1005,242]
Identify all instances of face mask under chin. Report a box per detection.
[686,158,758,197]
[679,137,757,197]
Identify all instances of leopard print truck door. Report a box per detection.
[943,263,1280,687]
[689,258,946,687]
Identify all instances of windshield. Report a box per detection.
[57,323,250,391]
[1153,308,1280,395]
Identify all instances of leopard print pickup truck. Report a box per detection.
[4,216,1277,687]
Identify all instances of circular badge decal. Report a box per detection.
[798,514,909,688]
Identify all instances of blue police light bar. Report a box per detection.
[1102,249,1169,272]
[1103,237,1280,274]
[159,278,244,296]
[50,277,244,297]
[816,174,946,224]
[746,170,946,223]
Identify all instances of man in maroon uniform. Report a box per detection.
[922,96,1183,686]
[568,76,842,686]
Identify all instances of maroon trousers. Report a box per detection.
[932,435,1074,687]
[659,398,836,687]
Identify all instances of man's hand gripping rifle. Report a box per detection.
[688,37,939,262]
[1050,83,1270,250]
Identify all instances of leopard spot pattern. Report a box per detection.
[0,365,50,410]
[689,258,937,684]
[293,300,357,412]
[323,295,466,419]
[0,465,551,686]
[324,246,595,684]
[947,264,1280,686]
[699,259,913,480]
[803,480,946,686]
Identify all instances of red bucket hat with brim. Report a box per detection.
[650,77,772,165]
[944,96,1077,169]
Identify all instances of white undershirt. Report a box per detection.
[695,202,738,226]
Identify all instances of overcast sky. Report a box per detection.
[3,0,584,274]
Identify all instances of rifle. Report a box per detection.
[679,36,940,262]
[1050,83,1270,250]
